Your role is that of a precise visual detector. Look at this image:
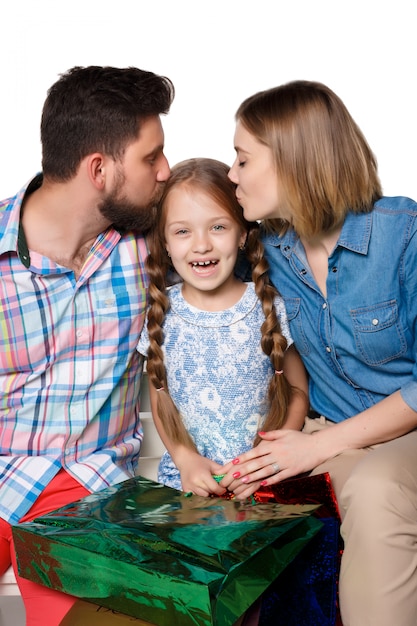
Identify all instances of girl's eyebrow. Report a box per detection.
[166,215,235,227]
[166,221,189,227]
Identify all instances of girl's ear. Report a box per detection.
[239,232,247,250]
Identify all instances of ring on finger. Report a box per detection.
[271,462,280,474]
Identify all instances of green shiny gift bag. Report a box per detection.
[13,477,322,626]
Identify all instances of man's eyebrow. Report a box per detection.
[145,144,164,158]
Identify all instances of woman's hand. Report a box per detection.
[176,449,226,497]
[221,391,417,499]
[221,429,330,500]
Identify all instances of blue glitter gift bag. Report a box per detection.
[255,473,341,626]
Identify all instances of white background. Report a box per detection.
[1,0,416,200]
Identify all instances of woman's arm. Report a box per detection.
[221,389,417,499]
[314,389,417,454]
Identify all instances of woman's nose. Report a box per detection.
[228,161,238,183]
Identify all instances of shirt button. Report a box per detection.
[326,346,331,353]
[372,318,379,326]
[76,330,83,337]
[322,303,327,309]
[331,267,338,273]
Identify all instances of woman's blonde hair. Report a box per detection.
[236,80,383,237]
[145,157,297,450]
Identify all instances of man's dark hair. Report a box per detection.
[41,65,175,181]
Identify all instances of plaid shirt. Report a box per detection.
[0,176,148,524]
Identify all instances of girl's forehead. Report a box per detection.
[165,185,215,208]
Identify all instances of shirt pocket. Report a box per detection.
[95,286,145,317]
[94,285,146,346]
[284,297,311,356]
[350,300,407,365]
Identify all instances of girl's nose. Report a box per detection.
[192,233,212,253]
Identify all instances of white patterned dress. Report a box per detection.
[137,282,292,490]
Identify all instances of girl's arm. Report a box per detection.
[148,383,225,496]
[281,344,309,430]
[218,345,308,497]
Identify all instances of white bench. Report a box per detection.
[0,373,165,626]
[0,569,26,626]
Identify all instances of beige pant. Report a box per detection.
[304,416,417,626]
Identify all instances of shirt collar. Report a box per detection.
[0,174,124,275]
[337,211,372,254]
[0,174,43,265]
[263,210,372,256]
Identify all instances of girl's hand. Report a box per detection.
[176,450,226,497]
[221,429,329,500]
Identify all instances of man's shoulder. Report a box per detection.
[0,196,13,213]
[0,177,40,221]
[0,196,15,238]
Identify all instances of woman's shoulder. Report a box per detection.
[374,196,417,214]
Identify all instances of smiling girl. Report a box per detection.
[137,157,308,496]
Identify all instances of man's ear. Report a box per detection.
[86,154,106,189]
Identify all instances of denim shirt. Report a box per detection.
[262,196,417,423]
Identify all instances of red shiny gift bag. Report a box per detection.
[254,472,341,522]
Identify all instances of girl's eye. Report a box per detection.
[212,225,225,232]
[175,229,189,235]
[238,161,246,168]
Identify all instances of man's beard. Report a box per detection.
[98,174,164,233]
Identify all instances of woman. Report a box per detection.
[221,80,417,626]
